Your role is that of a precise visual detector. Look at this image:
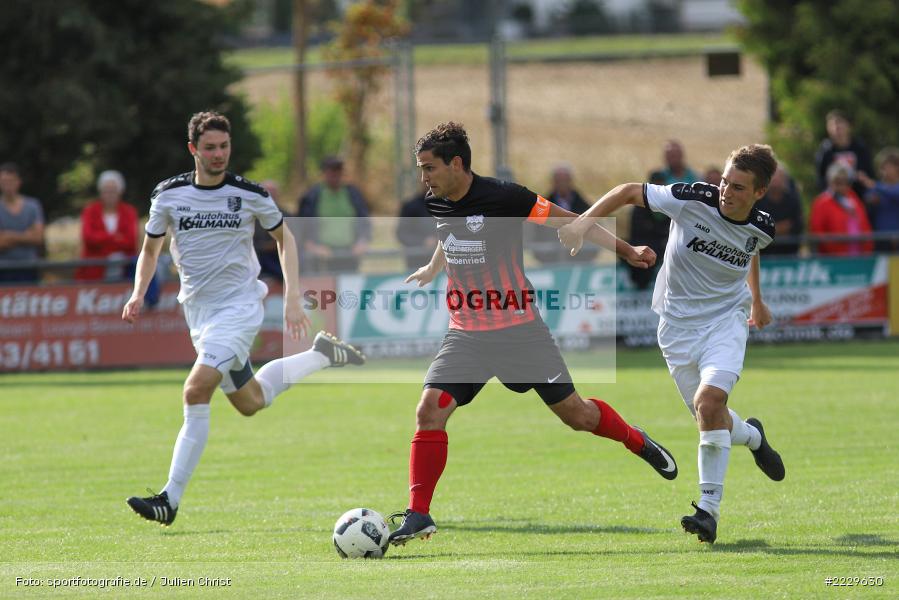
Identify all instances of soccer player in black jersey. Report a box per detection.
[387,122,678,545]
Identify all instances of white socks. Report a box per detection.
[254,349,330,407]
[697,429,731,522]
[729,409,762,450]
[162,403,210,508]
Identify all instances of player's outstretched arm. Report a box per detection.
[270,224,311,340]
[558,183,644,257]
[405,240,445,287]
[122,234,165,323]
[747,253,772,329]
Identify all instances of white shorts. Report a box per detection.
[183,300,265,393]
[657,311,748,414]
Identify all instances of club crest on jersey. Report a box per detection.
[227,196,242,212]
[745,236,758,253]
[466,215,485,233]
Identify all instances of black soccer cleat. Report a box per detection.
[746,418,785,481]
[681,501,717,544]
[635,427,678,480]
[313,331,366,367]
[387,510,437,546]
[126,490,177,526]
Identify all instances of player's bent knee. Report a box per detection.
[235,404,259,417]
[415,390,453,429]
[183,384,213,406]
[694,392,727,422]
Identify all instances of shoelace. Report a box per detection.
[145,488,167,504]
[387,511,410,528]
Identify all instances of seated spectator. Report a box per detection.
[858,148,899,252]
[814,110,875,220]
[253,180,289,281]
[654,139,700,184]
[396,183,437,271]
[809,163,873,256]
[755,164,804,256]
[0,162,45,284]
[627,170,670,289]
[532,163,596,264]
[298,156,371,273]
[76,170,139,281]
[703,166,722,185]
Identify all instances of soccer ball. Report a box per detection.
[332,508,390,559]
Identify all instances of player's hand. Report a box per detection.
[284,297,311,340]
[624,245,657,269]
[122,295,144,323]
[558,221,589,256]
[748,301,772,329]
[404,264,438,287]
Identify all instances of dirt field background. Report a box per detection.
[46,56,767,259]
[237,55,768,209]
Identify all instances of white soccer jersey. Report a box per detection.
[146,172,284,307]
[644,182,776,328]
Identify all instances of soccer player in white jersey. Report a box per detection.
[121,111,364,526]
[559,144,785,543]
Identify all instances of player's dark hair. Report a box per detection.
[727,144,777,190]
[188,111,231,145]
[415,122,471,171]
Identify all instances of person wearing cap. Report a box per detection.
[297,156,371,273]
[76,169,139,281]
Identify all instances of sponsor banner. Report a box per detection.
[0,279,335,372]
[331,256,890,353]
[335,267,618,356]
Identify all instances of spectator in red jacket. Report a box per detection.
[76,170,139,281]
[809,163,873,256]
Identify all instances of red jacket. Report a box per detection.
[809,190,873,256]
[76,199,139,281]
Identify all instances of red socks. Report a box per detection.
[590,398,644,454]
[408,429,448,515]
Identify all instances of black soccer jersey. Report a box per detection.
[426,173,551,331]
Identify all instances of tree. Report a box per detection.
[0,0,260,217]
[738,0,899,192]
[322,0,409,182]
[293,0,311,187]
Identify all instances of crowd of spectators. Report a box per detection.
[2,108,897,287]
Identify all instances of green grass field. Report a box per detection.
[228,32,732,70]
[2,341,897,598]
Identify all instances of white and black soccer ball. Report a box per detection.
[333,508,390,559]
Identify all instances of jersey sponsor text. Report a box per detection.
[685,236,750,267]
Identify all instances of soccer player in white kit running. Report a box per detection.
[121,111,364,526]
[559,144,785,543]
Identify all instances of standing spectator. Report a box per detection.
[755,165,804,256]
[253,180,289,282]
[627,171,670,289]
[703,166,722,186]
[814,110,875,213]
[858,148,899,251]
[76,170,139,281]
[396,183,437,271]
[654,140,700,185]
[532,163,595,264]
[627,140,699,288]
[298,156,371,273]
[809,163,873,256]
[0,162,44,284]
